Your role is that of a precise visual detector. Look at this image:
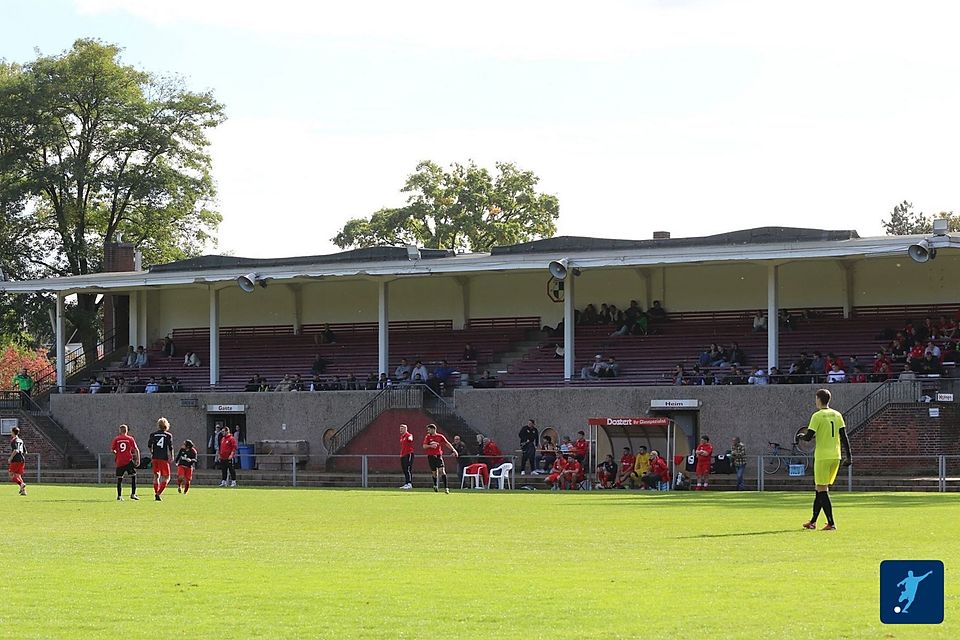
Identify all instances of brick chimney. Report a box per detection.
[653,231,671,240]
[103,243,136,353]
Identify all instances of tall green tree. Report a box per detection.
[0,39,225,357]
[333,160,559,252]
[882,201,960,235]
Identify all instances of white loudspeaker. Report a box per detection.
[548,259,569,279]
[908,240,936,263]
[237,272,259,292]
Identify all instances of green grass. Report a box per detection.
[0,486,957,639]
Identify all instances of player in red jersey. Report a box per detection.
[614,447,636,488]
[422,423,457,494]
[560,454,583,490]
[8,427,27,496]
[399,423,415,489]
[175,439,198,494]
[595,454,617,489]
[110,424,141,501]
[694,435,714,490]
[572,431,589,463]
[545,455,567,489]
[218,426,238,487]
[148,417,174,501]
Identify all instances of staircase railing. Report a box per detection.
[844,378,960,437]
[0,392,68,457]
[31,328,118,396]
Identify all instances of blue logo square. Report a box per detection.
[880,560,944,624]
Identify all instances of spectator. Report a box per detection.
[433,360,454,385]
[291,374,305,392]
[472,370,499,389]
[580,304,599,325]
[670,364,687,385]
[170,377,183,393]
[481,437,504,468]
[553,344,564,359]
[452,435,469,480]
[536,435,557,472]
[849,366,867,383]
[581,354,605,380]
[752,310,767,332]
[598,303,612,324]
[560,454,583,490]
[572,431,589,463]
[824,353,845,374]
[393,359,412,383]
[559,436,573,456]
[462,343,477,361]
[596,454,617,489]
[924,341,942,359]
[748,368,768,385]
[698,345,714,368]
[114,377,128,394]
[779,309,797,331]
[941,315,958,339]
[768,366,782,383]
[941,342,959,365]
[918,352,942,376]
[183,351,201,367]
[708,343,726,367]
[365,373,378,390]
[135,346,149,368]
[731,437,747,490]
[159,376,173,393]
[722,367,747,385]
[598,356,620,378]
[319,323,337,345]
[244,376,259,392]
[545,455,567,490]
[257,376,270,392]
[274,375,292,392]
[123,346,137,368]
[648,300,667,322]
[907,342,925,365]
[344,374,359,391]
[424,372,442,395]
[728,342,746,367]
[899,364,917,381]
[614,447,636,488]
[826,364,846,383]
[874,360,892,381]
[410,360,429,384]
[690,364,708,386]
[89,377,102,394]
[377,373,389,389]
[161,334,176,358]
[518,419,539,475]
[144,377,159,394]
[327,376,343,391]
[309,374,323,392]
[809,352,826,381]
[641,450,669,490]
[311,354,329,375]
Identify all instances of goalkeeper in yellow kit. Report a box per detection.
[796,388,852,531]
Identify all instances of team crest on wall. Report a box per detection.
[547,277,564,302]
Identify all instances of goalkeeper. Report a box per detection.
[796,388,852,531]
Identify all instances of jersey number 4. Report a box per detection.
[155,436,165,448]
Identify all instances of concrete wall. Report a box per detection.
[451,383,881,465]
[50,391,378,456]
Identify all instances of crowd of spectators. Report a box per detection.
[75,375,183,394]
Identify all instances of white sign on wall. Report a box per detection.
[650,399,701,409]
[0,418,18,435]
[206,404,246,413]
[936,393,954,402]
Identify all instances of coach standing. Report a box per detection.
[399,424,414,490]
[218,426,238,487]
[518,419,539,475]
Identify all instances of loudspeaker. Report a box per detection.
[237,272,259,292]
[908,240,936,263]
[548,259,569,279]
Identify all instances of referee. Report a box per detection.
[797,388,852,531]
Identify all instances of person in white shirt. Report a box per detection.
[411,360,429,383]
[748,368,769,385]
[826,364,847,383]
[752,310,767,332]
[145,378,159,393]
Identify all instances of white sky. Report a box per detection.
[8,1,960,257]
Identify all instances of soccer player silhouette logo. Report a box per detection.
[895,570,933,614]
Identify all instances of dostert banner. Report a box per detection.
[588,417,669,427]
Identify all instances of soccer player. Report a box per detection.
[148,417,174,501]
[596,454,617,489]
[175,439,198,494]
[422,423,458,493]
[399,423,415,489]
[545,455,567,489]
[110,424,141,501]
[632,445,651,488]
[218,426,238,487]
[560,454,583,490]
[798,388,852,530]
[694,435,714,490]
[8,426,27,496]
[614,446,635,488]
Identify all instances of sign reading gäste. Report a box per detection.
[588,417,669,427]
[206,404,246,413]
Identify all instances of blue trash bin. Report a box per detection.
[238,444,255,470]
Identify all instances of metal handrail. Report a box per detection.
[845,378,959,437]
[31,328,118,394]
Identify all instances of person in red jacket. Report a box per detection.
[694,435,714,490]
[218,426,238,487]
[641,450,670,489]
[571,431,589,463]
[481,437,504,467]
[614,447,636,488]
[560,454,583,490]
[399,423,415,490]
[545,456,567,489]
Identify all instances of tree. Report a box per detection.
[332,160,559,252]
[882,201,960,235]
[0,39,225,358]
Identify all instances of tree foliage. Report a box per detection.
[882,201,960,235]
[0,39,225,353]
[0,343,52,391]
[333,160,559,252]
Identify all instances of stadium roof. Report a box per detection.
[2,226,957,294]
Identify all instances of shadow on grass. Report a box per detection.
[555,492,951,510]
[675,528,797,540]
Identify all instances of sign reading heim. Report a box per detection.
[206,404,246,413]
[588,417,670,427]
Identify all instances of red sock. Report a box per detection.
[183,481,190,494]
[159,480,168,494]
[10,476,19,485]
[153,480,160,494]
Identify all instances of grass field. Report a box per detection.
[0,486,956,639]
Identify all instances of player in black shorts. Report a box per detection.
[421,423,458,494]
[110,424,141,501]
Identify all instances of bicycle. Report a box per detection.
[764,435,812,475]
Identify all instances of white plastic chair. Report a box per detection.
[488,462,514,489]
[461,465,486,489]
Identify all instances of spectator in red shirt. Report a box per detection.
[218,426,238,488]
[694,435,714,490]
[614,447,636,488]
[849,366,867,383]
[560,454,583,490]
[941,315,957,340]
[641,450,670,490]
[481,438,504,467]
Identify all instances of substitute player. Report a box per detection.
[422,424,457,494]
[798,388,852,531]
[399,423,415,489]
[218,426,238,487]
[694,435,714,490]
[175,439,198,494]
[111,424,141,501]
[8,426,27,496]
[148,417,174,501]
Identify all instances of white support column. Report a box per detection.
[454,276,470,330]
[128,291,139,349]
[636,268,652,311]
[137,291,147,347]
[209,286,220,387]
[563,271,575,381]
[290,284,303,335]
[838,260,855,319]
[378,280,390,376]
[766,263,780,371]
[55,293,65,392]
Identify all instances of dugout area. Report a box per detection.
[588,416,678,481]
